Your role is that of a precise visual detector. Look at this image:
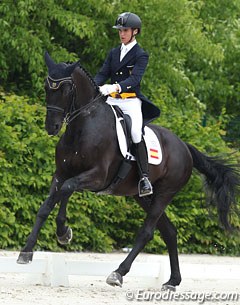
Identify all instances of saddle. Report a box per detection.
[111,105,162,165]
[112,105,133,152]
[97,105,162,195]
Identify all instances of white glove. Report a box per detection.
[99,84,119,96]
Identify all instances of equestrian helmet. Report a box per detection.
[113,12,141,34]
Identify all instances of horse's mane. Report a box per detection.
[66,61,99,93]
[75,61,109,105]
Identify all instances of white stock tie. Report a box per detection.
[120,46,128,62]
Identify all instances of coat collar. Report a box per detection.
[112,44,139,72]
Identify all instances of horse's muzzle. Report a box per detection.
[45,120,62,136]
[45,113,63,136]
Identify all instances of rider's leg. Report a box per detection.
[134,139,153,197]
[105,97,153,196]
[123,98,153,197]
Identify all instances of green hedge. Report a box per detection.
[0,90,239,255]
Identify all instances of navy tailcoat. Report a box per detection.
[94,44,160,124]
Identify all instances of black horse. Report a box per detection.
[17,53,239,290]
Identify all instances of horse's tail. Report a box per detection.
[186,143,240,230]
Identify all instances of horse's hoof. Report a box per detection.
[161,284,176,292]
[17,252,33,264]
[106,271,123,287]
[57,227,73,245]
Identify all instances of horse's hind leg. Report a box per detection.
[117,196,181,290]
[157,213,181,290]
[17,175,64,264]
[56,190,74,245]
[135,197,181,289]
[106,193,171,287]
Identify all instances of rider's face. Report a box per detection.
[119,28,135,45]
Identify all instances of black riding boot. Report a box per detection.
[135,140,153,197]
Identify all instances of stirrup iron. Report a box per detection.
[138,176,153,197]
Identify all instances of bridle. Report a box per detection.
[47,75,76,123]
[46,75,102,125]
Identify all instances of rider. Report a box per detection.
[94,12,160,197]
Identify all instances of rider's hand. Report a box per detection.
[99,84,120,96]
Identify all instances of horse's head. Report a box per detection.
[44,52,99,135]
[44,52,79,135]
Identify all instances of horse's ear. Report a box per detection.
[66,61,79,76]
[71,66,82,88]
[44,51,55,70]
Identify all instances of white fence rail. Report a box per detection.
[0,252,167,287]
[0,252,239,287]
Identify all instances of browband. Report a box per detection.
[47,76,72,90]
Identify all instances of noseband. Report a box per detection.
[47,105,65,113]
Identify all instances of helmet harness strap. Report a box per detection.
[127,28,138,44]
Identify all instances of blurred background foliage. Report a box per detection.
[0,0,239,255]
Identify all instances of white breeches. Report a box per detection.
[106,96,143,143]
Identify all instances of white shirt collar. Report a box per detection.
[121,39,137,53]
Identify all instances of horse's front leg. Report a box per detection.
[60,167,106,193]
[17,176,64,264]
[54,168,106,245]
[56,190,74,245]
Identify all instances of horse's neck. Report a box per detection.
[64,100,113,146]
[73,67,97,108]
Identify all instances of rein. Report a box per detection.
[66,94,102,124]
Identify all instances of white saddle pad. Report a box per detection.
[111,106,162,165]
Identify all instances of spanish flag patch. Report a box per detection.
[150,148,159,159]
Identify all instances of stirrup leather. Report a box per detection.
[138,176,153,197]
